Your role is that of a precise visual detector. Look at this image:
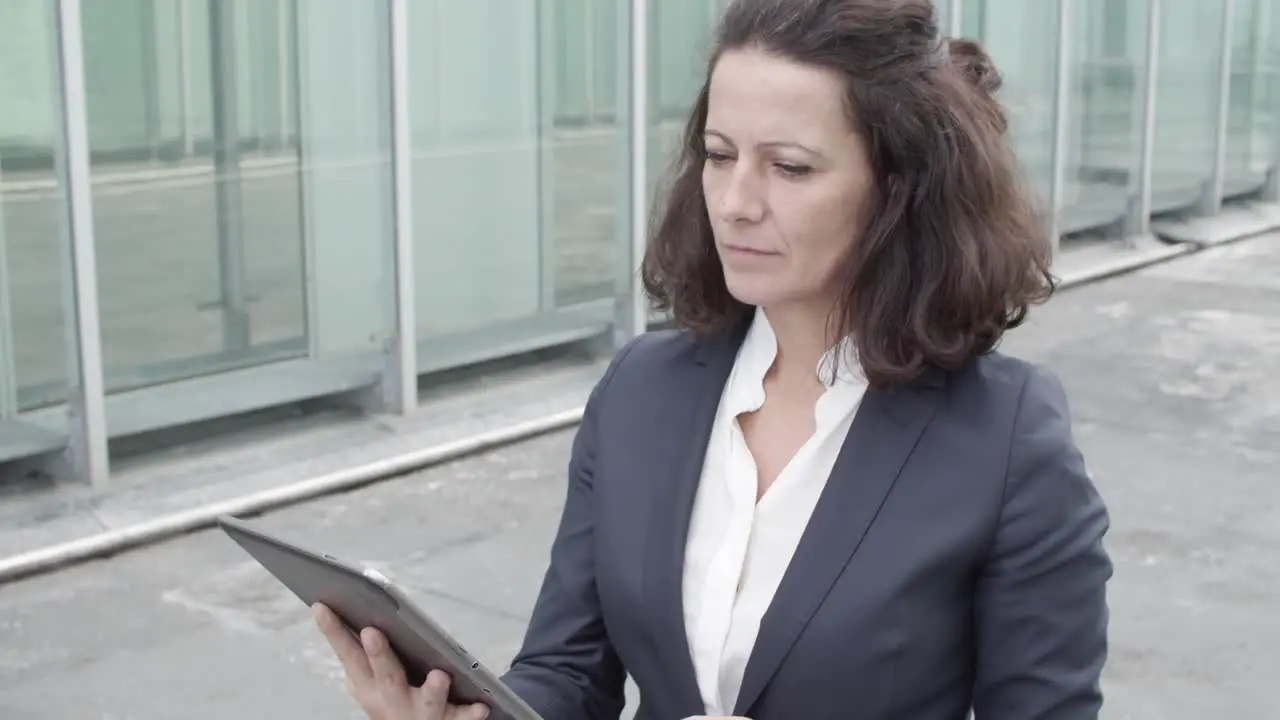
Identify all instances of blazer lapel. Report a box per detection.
[733,376,945,716]
[640,321,748,715]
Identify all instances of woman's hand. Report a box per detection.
[313,603,491,720]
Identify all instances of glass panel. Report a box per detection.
[0,0,70,411]
[1224,0,1277,195]
[1150,0,1228,211]
[1062,0,1149,232]
[548,0,627,307]
[970,1,1061,201]
[551,0,593,126]
[961,0,986,37]
[936,0,951,35]
[296,0,396,362]
[81,0,308,394]
[647,0,722,198]
[591,1,622,123]
[408,0,628,334]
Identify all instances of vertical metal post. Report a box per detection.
[276,0,291,149]
[1127,0,1161,236]
[178,0,194,157]
[208,0,251,352]
[1047,0,1073,256]
[0,173,16,419]
[285,0,302,152]
[139,0,162,162]
[1202,0,1237,215]
[536,0,558,312]
[1265,0,1280,201]
[947,0,964,37]
[52,0,110,487]
[629,0,649,335]
[383,0,418,414]
[615,0,649,347]
[584,0,597,121]
[1245,0,1269,189]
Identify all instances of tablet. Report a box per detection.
[216,515,543,720]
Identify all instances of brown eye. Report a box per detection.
[776,162,812,177]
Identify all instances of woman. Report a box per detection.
[315,0,1113,717]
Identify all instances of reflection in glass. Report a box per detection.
[407,0,628,334]
[1061,0,1148,232]
[936,0,952,36]
[80,0,308,393]
[547,0,627,308]
[294,0,396,363]
[0,0,70,410]
[971,1,1062,202]
[1224,0,1279,195]
[647,0,723,198]
[1151,0,1228,211]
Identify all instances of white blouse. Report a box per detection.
[681,308,869,716]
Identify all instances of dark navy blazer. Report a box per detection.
[500,323,1112,720]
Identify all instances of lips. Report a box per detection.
[723,244,779,256]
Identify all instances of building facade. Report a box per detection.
[0,0,1277,486]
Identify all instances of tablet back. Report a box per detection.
[216,515,542,720]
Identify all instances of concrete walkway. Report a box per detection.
[1,234,1278,719]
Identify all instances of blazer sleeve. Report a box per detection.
[972,365,1114,719]
[498,341,637,720]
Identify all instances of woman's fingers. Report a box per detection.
[361,626,408,687]
[313,603,371,681]
[315,607,487,719]
[417,669,491,719]
[453,702,492,720]
[418,669,452,714]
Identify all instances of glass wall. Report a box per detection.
[83,0,309,395]
[966,1,1063,203]
[1225,0,1280,196]
[647,0,724,200]
[0,0,69,414]
[405,0,627,347]
[1,0,395,416]
[2,0,1280,483]
[294,0,396,366]
[546,1,627,308]
[1151,1,1230,211]
[1062,0,1149,232]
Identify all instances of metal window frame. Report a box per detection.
[51,0,110,487]
[1267,0,1280,202]
[0,167,15,420]
[615,0,649,347]
[1047,0,1074,255]
[946,0,963,37]
[177,0,195,156]
[382,0,418,414]
[208,0,252,353]
[536,0,558,313]
[1127,0,1162,237]
[1202,0,1238,216]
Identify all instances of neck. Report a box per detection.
[760,302,837,386]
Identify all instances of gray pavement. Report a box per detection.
[1,234,1279,718]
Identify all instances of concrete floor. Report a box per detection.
[1,234,1278,718]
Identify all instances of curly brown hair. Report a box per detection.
[641,0,1055,389]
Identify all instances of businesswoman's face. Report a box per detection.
[702,48,874,312]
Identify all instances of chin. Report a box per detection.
[722,272,784,307]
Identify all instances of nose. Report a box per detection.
[715,162,767,225]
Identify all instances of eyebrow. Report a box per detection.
[704,129,822,158]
